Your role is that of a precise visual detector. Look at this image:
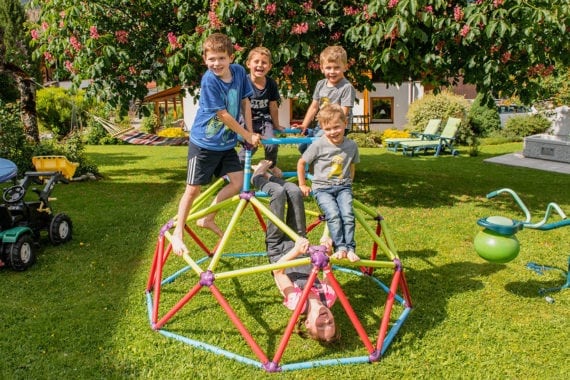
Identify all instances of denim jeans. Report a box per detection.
[314,184,355,252]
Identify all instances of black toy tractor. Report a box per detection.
[0,157,73,271]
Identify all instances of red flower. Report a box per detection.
[291,22,309,35]
[115,30,129,44]
[265,3,277,15]
[167,32,182,49]
[282,64,293,76]
[90,26,100,39]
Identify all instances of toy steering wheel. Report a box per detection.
[3,185,25,203]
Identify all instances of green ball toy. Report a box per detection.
[474,216,521,263]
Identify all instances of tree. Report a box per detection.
[0,0,40,142]
[28,0,570,111]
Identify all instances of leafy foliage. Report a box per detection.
[500,114,551,140]
[349,131,383,147]
[27,0,570,111]
[468,93,501,137]
[36,87,89,138]
[0,101,34,173]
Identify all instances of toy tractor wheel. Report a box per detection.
[7,233,36,271]
[49,213,73,245]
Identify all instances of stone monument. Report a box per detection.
[523,105,570,163]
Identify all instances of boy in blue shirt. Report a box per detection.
[171,33,261,255]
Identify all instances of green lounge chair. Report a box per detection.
[385,118,442,152]
[400,117,461,157]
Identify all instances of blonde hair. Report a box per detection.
[247,47,273,65]
[320,46,348,66]
[317,103,347,126]
[202,33,234,56]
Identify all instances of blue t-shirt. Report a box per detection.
[190,64,253,151]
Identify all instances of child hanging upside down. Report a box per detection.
[251,160,338,342]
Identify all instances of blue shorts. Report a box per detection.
[186,141,242,185]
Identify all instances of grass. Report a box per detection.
[1,142,569,379]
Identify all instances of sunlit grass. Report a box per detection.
[0,143,568,379]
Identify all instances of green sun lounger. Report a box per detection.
[400,117,461,157]
[385,118,442,152]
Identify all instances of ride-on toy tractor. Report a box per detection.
[0,157,74,271]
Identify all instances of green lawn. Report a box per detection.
[1,143,568,379]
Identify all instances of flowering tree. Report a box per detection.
[28,0,569,111]
[1,0,40,142]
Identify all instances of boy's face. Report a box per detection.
[320,60,346,86]
[203,50,234,80]
[247,53,272,80]
[320,116,347,146]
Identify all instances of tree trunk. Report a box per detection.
[15,75,40,143]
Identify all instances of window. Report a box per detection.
[290,98,307,123]
[371,97,394,123]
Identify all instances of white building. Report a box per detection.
[183,81,424,133]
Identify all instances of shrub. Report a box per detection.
[0,101,35,173]
[36,87,89,138]
[157,127,187,138]
[500,114,551,141]
[382,129,410,140]
[140,114,159,134]
[468,93,501,137]
[349,131,383,148]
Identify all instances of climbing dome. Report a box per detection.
[145,138,413,372]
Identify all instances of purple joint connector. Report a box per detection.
[263,361,281,372]
[369,349,382,362]
[240,192,254,200]
[394,258,402,271]
[199,270,215,286]
[159,219,175,237]
[308,245,329,269]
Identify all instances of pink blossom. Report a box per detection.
[500,51,511,63]
[454,6,464,22]
[460,25,470,37]
[129,66,137,75]
[233,43,243,52]
[208,11,222,29]
[30,29,39,40]
[64,60,76,74]
[424,5,433,14]
[308,61,320,70]
[282,64,293,76]
[90,26,100,39]
[43,51,54,62]
[265,3,277,15]
[167,32,181,49]
[331,31,342,41]
[317,20,325,28]
[291,22,309,35]
[493,0,504,7]
[41,22,49,31]
[301,1,312,13]
[115,30,129,44]
[69,36,82,51]
[195,26,205,34]
[59,11,66,18]
[388,0,399,9]
[344,6,359,16]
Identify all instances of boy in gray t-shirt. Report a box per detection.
[297,104,360,262]
[297,46,356,154]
